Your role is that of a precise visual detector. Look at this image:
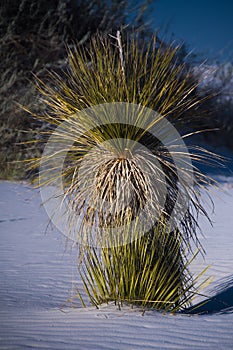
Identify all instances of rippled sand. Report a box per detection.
[0,181,232,350]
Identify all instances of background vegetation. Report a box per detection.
[0,0,151,179]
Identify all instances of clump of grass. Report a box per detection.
[34,31,200,122]
[27,31,220,312]
[77,223,210,312]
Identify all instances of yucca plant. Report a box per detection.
[27,31,220,312]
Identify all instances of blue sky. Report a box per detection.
[150,0,233,62]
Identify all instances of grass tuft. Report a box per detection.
[77,222,211,312]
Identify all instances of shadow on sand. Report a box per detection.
[182,275,233,315]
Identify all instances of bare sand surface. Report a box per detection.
[0,181,232,349]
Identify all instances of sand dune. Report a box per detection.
[0,181,233,349]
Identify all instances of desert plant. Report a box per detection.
[28,31,220,312]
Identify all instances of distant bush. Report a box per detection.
[192,63,233,151]
[0,0,151,179]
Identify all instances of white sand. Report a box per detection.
[0,180,233,349]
